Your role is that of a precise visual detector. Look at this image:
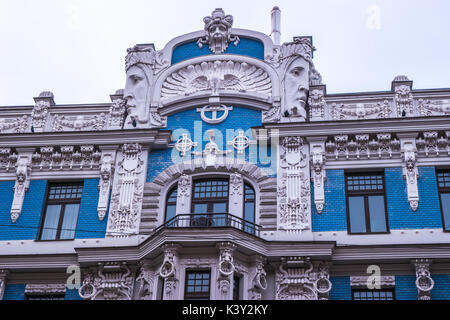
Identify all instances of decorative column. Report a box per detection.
[78,262,134,300]
[308,85,327,121]
[216,242,237,300]
[176,174,192,215]
[159,244,180,300]
[0,270,9,300]
[392,76,414,117]
[97,147,117,221]
[413,259,434,300]
[248,256,267,300]
[229,172,244,219]
[31,91,54,132]
[10,150,33,223]
[277,136,311,235]
[308,137,327,214]
[108,90,127,130]
[399,133,419,211]
[106,143,148,238]
[136,260,156,300]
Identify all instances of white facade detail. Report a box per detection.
[176,174,192,215]
[192,130,232,166]
[175,134,198,157]
[248,256,267,300]
[78,262,134,300]
[108,95,127,130]
[400,136,419,211]
[228,131,257,155]
[10,154,31,223]
[413,259,434,300]
[418,98,450,116]
[136,262,156,300]
[197,8,239,54]
[308,88,326,121]
[277,136,311,233]
[159,244,179,300]
[52,113,107,132]
[97,148,117,221]
[275,257,331,300]
[228,172,243,218]
[197,104,233,124]
[160,60,272,101]
[309,140,326,214]
[31,92,53,132]
[216,242,237,300]
[350,275,395,288]
[331,100,390,120]
[0,115,28,134]
[106,143,147,237]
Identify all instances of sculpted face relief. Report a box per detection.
[124,65,150,127]
[284,57,310,119]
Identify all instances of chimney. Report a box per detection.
[271,6,281,45]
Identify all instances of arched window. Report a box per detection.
[243,183,256,231]
[165,185,178,222]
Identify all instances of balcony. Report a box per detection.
[154,213,261,237]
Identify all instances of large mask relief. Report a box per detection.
[123,46,167,129]
[283,57,310,119]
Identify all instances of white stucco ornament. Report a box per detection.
[197,8,239,54]
[197,105,233,124]
[160,60,272,101]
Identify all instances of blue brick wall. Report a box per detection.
[395,275,417,300]
[0,180,47,240]
[312,170,347,232]
[431,275,450,300]
[171,37,264,64]
[329,276,351,300]
[65,288,83,300]
[386,167,442,229]
[75,179,108,239]
[0,179,106,241]
[146,106,275,182]
[3,284,26,300]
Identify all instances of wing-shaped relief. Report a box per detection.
[160,60,272,101]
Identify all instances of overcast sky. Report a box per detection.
[0,0,449,106]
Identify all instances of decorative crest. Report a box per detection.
[197,8,240,54]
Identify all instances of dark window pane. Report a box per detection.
[368,195,387,232]
[41,205,62,240]
[244,202,255,223]
[194,204,208,214]
[441,193,450,230]
[348,196,366,233]
[166,205,176,222]
[213,202,227,213]
[59,203,80,239]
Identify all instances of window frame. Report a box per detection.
[184,269,211,300]
[191,177,230,214]
[38,181,83,241]
[437,169,450,232]
[345,172,390,235]
[351,288,396,300]
[164,184,178,222]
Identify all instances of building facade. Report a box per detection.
[1,8,450,301]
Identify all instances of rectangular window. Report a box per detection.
[184,270,211,300]
[346,173,388,234]
[39,182,83,240]
[437,170,450,231]
[352,289,395,300]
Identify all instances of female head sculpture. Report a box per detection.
[123,45,155,128]
[279,38,316,121]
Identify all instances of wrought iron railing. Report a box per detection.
[154,213,261,237]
